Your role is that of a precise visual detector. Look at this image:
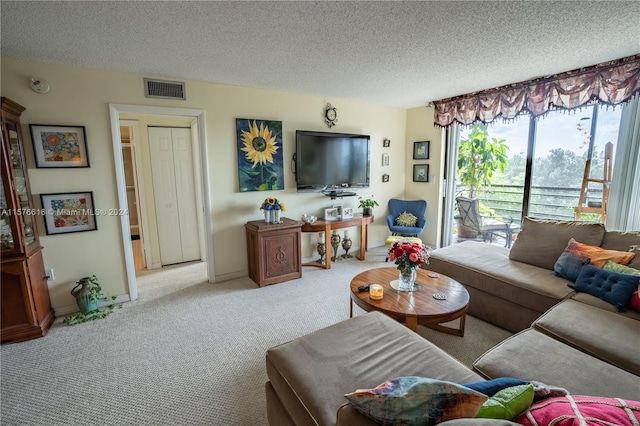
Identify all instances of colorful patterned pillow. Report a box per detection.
[570,263,639,311]
[516,395,640,425]
[553,238,636,281]
[475,384,534,420]
[396,211,418,227]
[603,260,640,312]
[345,376,487,426]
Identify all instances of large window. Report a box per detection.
[450,104,623,244]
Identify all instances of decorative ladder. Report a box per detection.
[574,142,613,223]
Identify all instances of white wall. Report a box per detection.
[405,106,445,248]
[2,57,439,314]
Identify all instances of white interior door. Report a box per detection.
[149,127,201,265]
[171,128,200,261]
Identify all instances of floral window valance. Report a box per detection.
[433,54,640,128]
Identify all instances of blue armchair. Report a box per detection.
[386,199,427,236]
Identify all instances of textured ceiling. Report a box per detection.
[2,1,639,108]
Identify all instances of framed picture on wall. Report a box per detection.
[413,140,430,160]
[29,124,90,168]
[413,164,429,182]
[40,191,97,235]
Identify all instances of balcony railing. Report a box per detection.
[455,184,603,224]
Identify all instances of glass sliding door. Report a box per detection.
[444,104,624,247]
[529,106,622,221]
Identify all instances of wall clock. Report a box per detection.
[324,102,337,128]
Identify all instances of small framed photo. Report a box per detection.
[413,164,429,182]
[383,138,391,148]
[30,124,90,168]
[342,207,354,219]
[324,207,339,221]
[40,192,97,235]
[413,140,430,160]
[382,174,390,183]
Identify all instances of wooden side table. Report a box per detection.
[245,217,302,287]
[301,214,374,269]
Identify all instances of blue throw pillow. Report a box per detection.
[463,377,529,397]
[570,263,640,311]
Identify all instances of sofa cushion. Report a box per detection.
[570,263,639,311]
[509,218,605,270]
[515,395,640,426]
[429,242,573,314]
[266,311,482,426]
[533,299,640,375]
[344,377,487,426]
[472,329,640,400]
[601,231,640,270]
[570,291,640,320]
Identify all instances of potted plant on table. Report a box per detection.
[358,196,379,216]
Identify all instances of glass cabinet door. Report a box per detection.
[0,170,15,250]
[2,120,37,253]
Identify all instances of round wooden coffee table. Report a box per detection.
[350,267,470,336]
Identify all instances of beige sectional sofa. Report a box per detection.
[428,218,640,333]
[265,218,640,425]
[266,311,519,426]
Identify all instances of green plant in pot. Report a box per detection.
[358,196,379,216]
[456,124,508,237]
[65,275,119,325]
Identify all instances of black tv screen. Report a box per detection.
[295,130,370,194]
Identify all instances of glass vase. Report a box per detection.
[397,267,417,292]
[264,210,271,223]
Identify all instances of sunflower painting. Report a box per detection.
[236,118,284,192]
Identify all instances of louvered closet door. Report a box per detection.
[148,127,200,266]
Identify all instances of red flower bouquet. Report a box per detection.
[388,241,430,275]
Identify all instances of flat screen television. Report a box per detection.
[294,130,370,198]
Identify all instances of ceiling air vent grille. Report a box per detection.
[144,78,186,100]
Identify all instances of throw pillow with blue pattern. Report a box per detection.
[345,376,487,426]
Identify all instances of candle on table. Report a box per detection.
[318,232,324,242]
[369,284,383,300]
[344,230,348,238]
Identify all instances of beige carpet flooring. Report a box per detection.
[1,246,511,425]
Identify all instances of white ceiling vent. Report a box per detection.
[144,78,186,100]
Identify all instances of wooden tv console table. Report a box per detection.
[301,214,374,269]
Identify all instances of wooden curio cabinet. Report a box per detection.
[1,97,54,342]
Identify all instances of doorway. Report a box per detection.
[109,104,214,302]
[120,122,146,271]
